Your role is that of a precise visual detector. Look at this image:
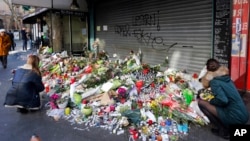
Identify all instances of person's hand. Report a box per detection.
[197,88,214,101]
[200,93,214,101]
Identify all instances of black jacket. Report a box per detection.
[4,65,45,109]
[21,30,28,40]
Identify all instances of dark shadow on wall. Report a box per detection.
[241,92,250,124]
[233,73,250,124]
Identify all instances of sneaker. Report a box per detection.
[211,128,220,136]
[28,107,41,113]
[30,134,41,141]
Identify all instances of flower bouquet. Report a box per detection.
[49,93,69,109]
[176,79,189,90]
[197,88,214,101]
[116,86,128,103]
[56,96,69,109]
[141,63,150,74]
[50,93,60,109]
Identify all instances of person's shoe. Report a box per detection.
[211,128,220,136]
[29,108,40,113]
[30,134,41,141]
[211,127,230,140]
[222,134,230,140]
[3,65,6,69]
[221,129,230,140]
[17,108,28,114]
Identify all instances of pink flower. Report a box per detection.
[50,93,60,101]
[117,87,127,97]
[50,101,58,109]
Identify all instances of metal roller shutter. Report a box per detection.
[95,0,213,73]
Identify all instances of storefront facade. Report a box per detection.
[94,0,250,92]
[14,0,250,92]
[50,9,88,53]
[231,0,250,92]
[94,0,214,73]
[14,0,89,54]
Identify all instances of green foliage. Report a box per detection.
[22,5,31,11]
[73,93,82,105]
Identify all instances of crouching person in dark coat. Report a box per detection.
[4,55,45,113]
[198,58,249,140]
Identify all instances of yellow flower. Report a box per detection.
[149,100,158,109]
[155,95,165,103]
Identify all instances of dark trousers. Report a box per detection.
[23,40,27,50]
[0,55,7,68]
[198,103,229,134]
[11,40,15,51]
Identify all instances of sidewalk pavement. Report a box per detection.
[9,40,37,55]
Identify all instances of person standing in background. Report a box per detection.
[0,29,12,69]
[21,27,28,51]
[7,30,15,51]
[26,29,32,50]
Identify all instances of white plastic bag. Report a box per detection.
[189,101,210,124]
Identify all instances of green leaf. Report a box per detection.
[22,5,31,11]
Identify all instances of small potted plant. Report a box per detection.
[81,105,92,116]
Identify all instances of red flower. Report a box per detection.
[192,73,198,79]
[120,98,126,104]
[142,69,149,74]
[150,82,155,88]
[179,79,185,83]
[82,99,88,104]
[137,100,143,109]
[63,73,68,79]
[161,100,173,107]
[129,128,139,140]
[84,65,92,73]
[70,77,76,84]
[136,80,144,88]
[169,76,174,82]
[136,80,144,94]
[147,120,153,125]
[160,84,166,91]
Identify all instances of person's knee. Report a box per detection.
[198,103,206,114]
[197,100,205,108]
